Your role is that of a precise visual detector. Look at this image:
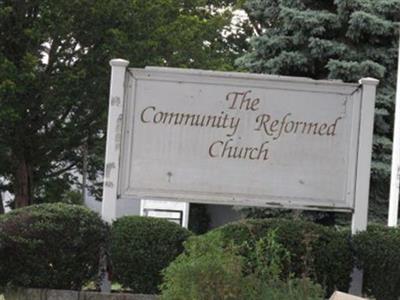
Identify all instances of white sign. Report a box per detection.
[120,68,365,209]
[102,59,378,233]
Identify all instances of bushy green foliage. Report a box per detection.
[160,233,252,300]
[205,218,353,296]
[254,278,324,300]
[238,0,400,220]
[0,203,109,290]
[160,229,324,300]
[353,224,400,300]
[110,216,191,294]
[163,219,400,299]
[0,0,248,206]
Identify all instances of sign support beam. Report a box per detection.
[351,78,379,234]
[388,37,400,227]
[349,78,378,297]
[101,59,130,223]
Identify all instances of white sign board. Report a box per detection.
[102,59,378,233]
[120,68,366,209]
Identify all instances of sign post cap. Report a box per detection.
[109,59,130,67]
[359,77,379,86]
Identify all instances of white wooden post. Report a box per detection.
[351,78,379,234]
[388,38,400,227]
[182,202,190,228]
[101,59,129,223]
[349,78,378,296]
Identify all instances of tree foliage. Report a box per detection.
[0,0,247,207]
[237,0,400,221]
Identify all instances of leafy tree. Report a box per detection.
[0,0,247,207]
[237,0,400,221]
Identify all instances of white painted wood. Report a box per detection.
[145,66,359,90]
[349,78,378,297]
[102,63,377,226]
[388,38,400,227]
[119,67,365,211]
[351,78,379,234]
[182,201,190,228]
[101,59,129,223]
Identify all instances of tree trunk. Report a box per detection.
[82,141,88,205]
[0,191,4,214]
[14,158,32,208]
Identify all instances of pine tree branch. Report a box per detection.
[46,162,77,178]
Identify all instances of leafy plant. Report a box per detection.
[160,233,251,300]
[201,218,353,296]
[160,229,324,300]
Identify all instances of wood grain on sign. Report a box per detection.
[329,291,367,300]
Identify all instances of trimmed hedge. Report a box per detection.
[194,218,353,296]
[110,216,191,294]
[0,203,109,290]
[353,224,400,300]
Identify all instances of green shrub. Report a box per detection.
[160,233,252,300]
[254,278,324,300]
[0,203,109,290]
[110,216,191,294]
[353,224,400,300]
[201,218,353,296]
[160,230,324,300]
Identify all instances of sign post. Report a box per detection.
[107,65,377,216]
[101,59,129,223]
[352,78,379,233]
[388,37,400,227]
[349,77,378,296]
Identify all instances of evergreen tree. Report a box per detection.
[237,0,400,221]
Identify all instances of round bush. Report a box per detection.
[0,203,109,290]
[110,216,192,294]
[353,224,400,300]
[202,218,353,296]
